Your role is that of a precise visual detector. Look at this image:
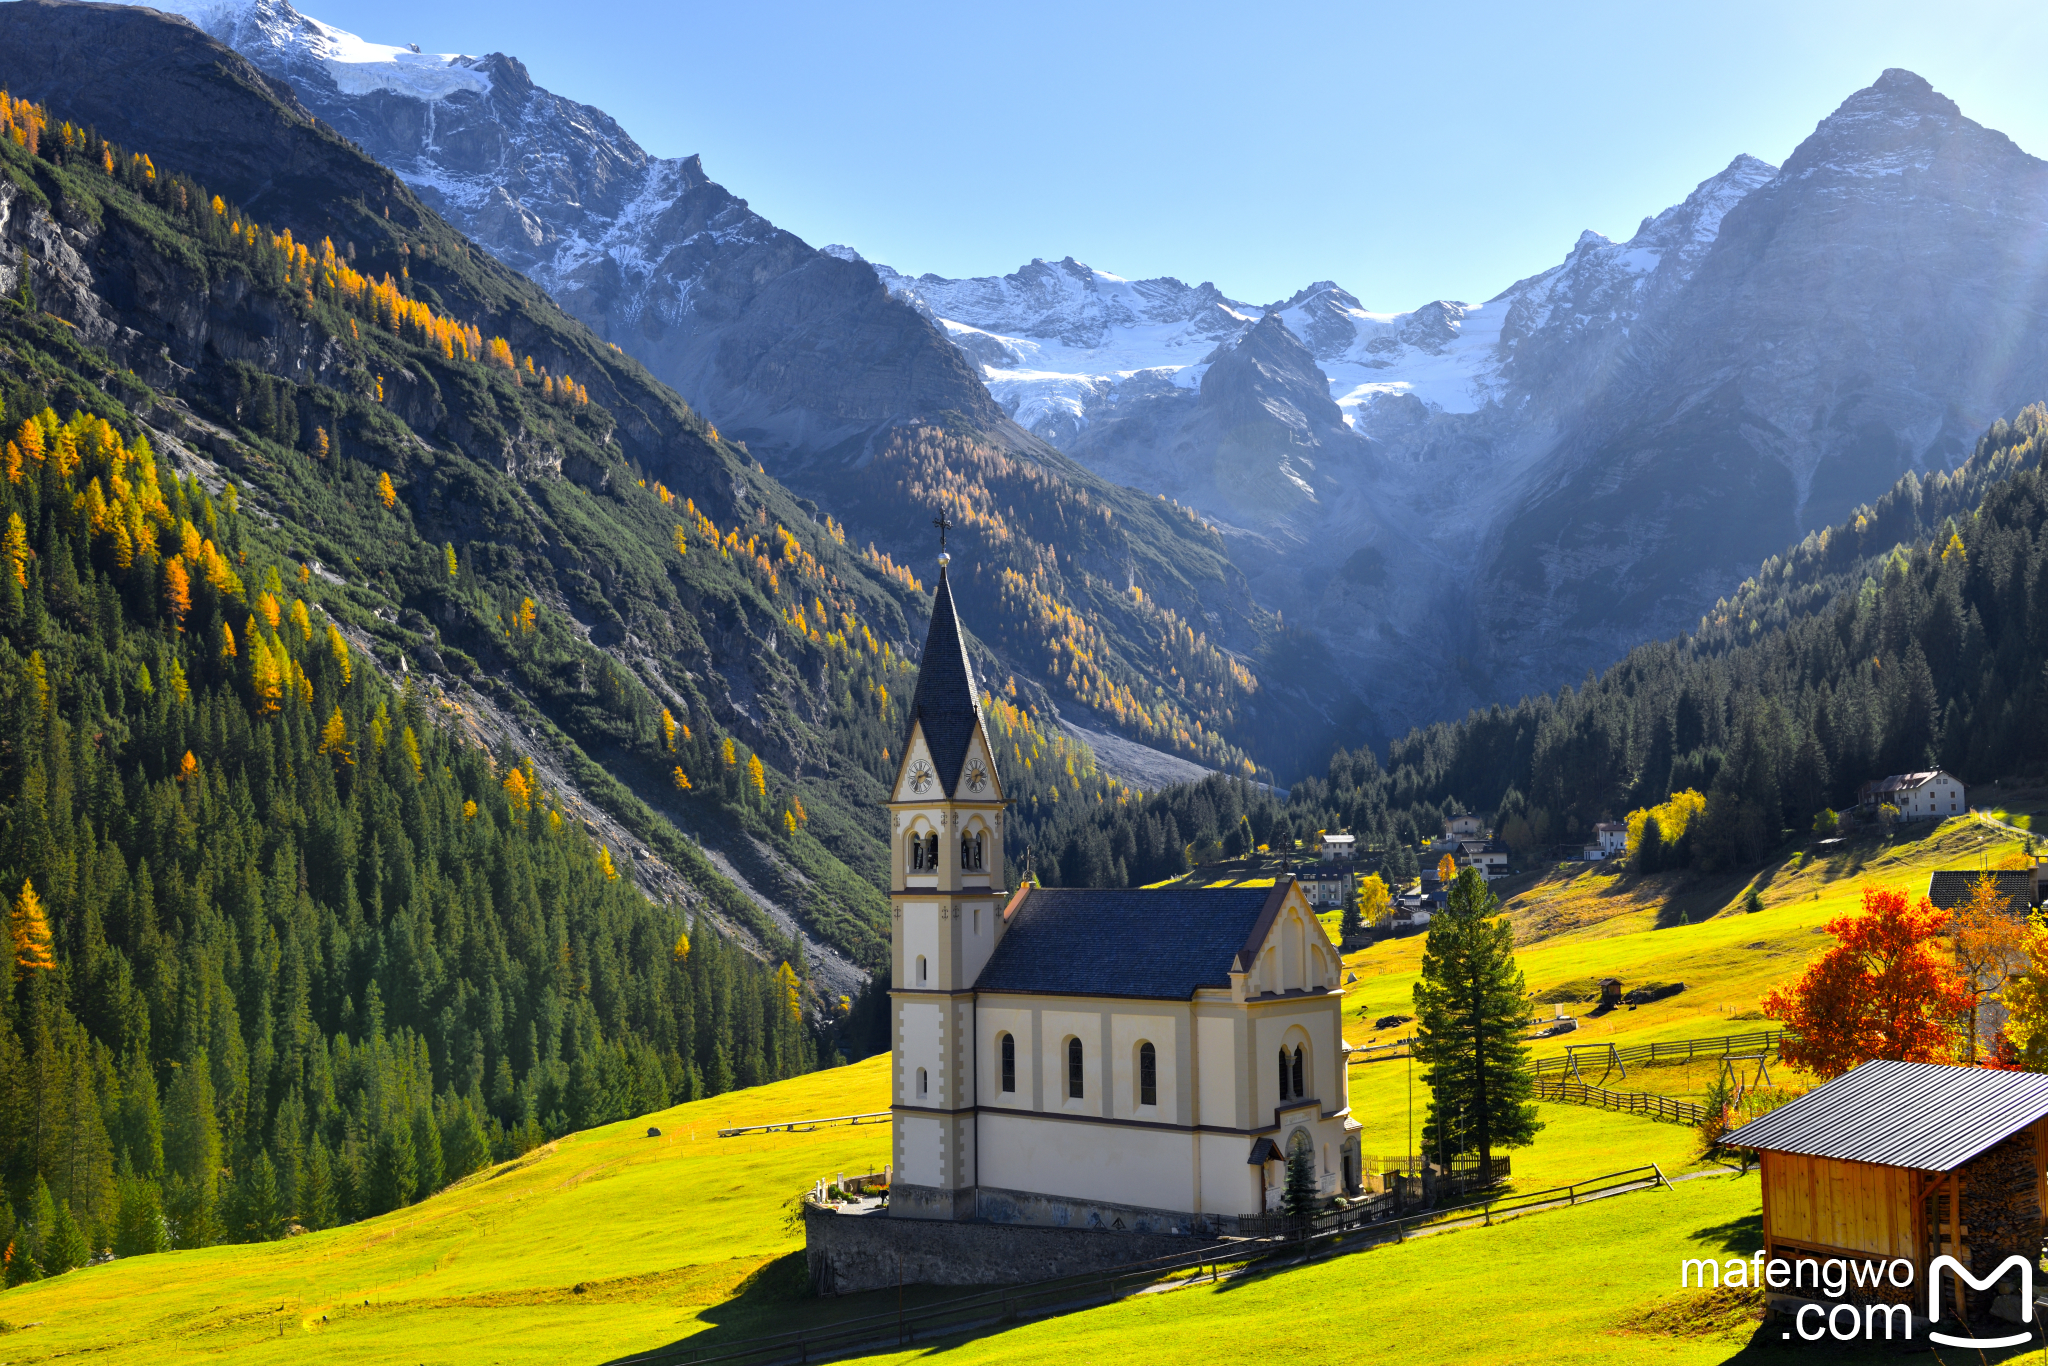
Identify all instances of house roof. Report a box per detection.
[975,883,1288,1000]
[1861,771,1946,797]
[904,565,989,797]
[1926,869,2034,912]
[1723,1058,2048,1172]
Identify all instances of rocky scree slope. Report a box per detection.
[0,0,986,997]
[120,0,1297,777]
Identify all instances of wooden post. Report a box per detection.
[1949,1167,1966,1324]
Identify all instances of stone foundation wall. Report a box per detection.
[970,1183,1216,1235]
[804,1202,1222,1296]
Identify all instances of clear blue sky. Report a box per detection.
[309,0,2046,310]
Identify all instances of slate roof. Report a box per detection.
[1724,1058,2048,1171]
[1926,869,2035,913]
[973,884,1288,1000]
[906,566,988,796]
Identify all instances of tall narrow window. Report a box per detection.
[909,834,926,871]
[1278,1048,1290,1100]
[1291,1045,1305,1099]
[1000,1033,1016,1093]
[916,955,926,984]
[961,830,984,871]
[924,832,939,871]
[917,1067,927,1097]
[1139,1042,1157,1107]
[1067,1037,1084,1099]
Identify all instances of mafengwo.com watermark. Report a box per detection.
[1680,1252,2037,1348]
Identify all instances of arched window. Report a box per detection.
[1278,1048,1290,1100]
[1000,1033,1016,1092]
[924,832,939,871]
[908,833,927,872]
[1067,1038,1084,1099]
[1138,1041,1157,1107]
[916,955,927,984]
[961,830,984,871]
[1291,1045,1305,1099]
[917,1067,927,1097]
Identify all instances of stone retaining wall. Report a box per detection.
[803,1202,1221,1296]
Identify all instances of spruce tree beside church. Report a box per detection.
[1412,869,1541,1179]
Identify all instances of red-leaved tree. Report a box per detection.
[1763,887,1973,1079]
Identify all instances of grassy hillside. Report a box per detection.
[1340,815,2021,1174]
[831,1176,1774,1366]
[0,1057,893,1365]
[3,812,1999,1360]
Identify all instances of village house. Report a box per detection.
[1429,814,1487,854]
[1318,833,1356,863]
[1299,867,1350,910]
[1857,771,1967,822]
[887,559,1363,1232]
[1456,838,1511,880]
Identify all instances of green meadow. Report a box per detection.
[0,816,2013,1364]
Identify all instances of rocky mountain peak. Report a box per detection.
[1782,67,2033,180]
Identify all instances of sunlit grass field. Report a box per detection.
[0,817,2015,1365]
[834,1174,1796,1366]
[0,1059,898,1365]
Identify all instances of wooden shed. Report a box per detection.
[1725,1059,2048,1318]
[1598,978,1623,1009]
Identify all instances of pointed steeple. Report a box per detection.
[907,563,987,796]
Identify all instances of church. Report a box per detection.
[886,552,1362,1233]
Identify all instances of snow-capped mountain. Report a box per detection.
[863,74,2048,725]
[120,0,999,453]
[117,1,2048,749]
[865,149,1777,504]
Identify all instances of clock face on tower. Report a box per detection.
[908,759,934,794]
[964,757,988,794]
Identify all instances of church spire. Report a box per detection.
[906,557,987,797]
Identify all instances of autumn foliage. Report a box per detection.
[1763,887,1973,1079]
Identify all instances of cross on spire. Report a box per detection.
[932,512,951,552]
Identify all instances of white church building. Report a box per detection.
[887,558,1363,1232]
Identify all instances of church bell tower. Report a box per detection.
[887,542,1008,1221]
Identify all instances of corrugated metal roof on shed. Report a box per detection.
[1723,1058,2048,1171]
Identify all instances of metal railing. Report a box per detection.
[716,1111,891,1138]
[601,1164,1670,1366]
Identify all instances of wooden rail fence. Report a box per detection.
[1525,1028,1790,1076]
[1534,1077,1706,1126]
[716,1111,891,1138]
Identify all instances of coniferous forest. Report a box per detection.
[1029,407,2048,884]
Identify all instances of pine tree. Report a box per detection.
[366,1120,416,1214]
[441,1099,490,1183]
[296,1136,335,1231]
[1412,869,1542,1179]
[46,1199,88,1272]
[232,1151,285,1242]
[112,1176,169,1257]
[1282,1136,1319,1218]
[410,1107,444,1200]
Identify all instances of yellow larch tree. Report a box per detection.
[326,623,351,684]
[10,879,56,974]
[318,707,351,762]
[376,471,397,509]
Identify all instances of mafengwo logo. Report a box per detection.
[1679,1253,2036,1346]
